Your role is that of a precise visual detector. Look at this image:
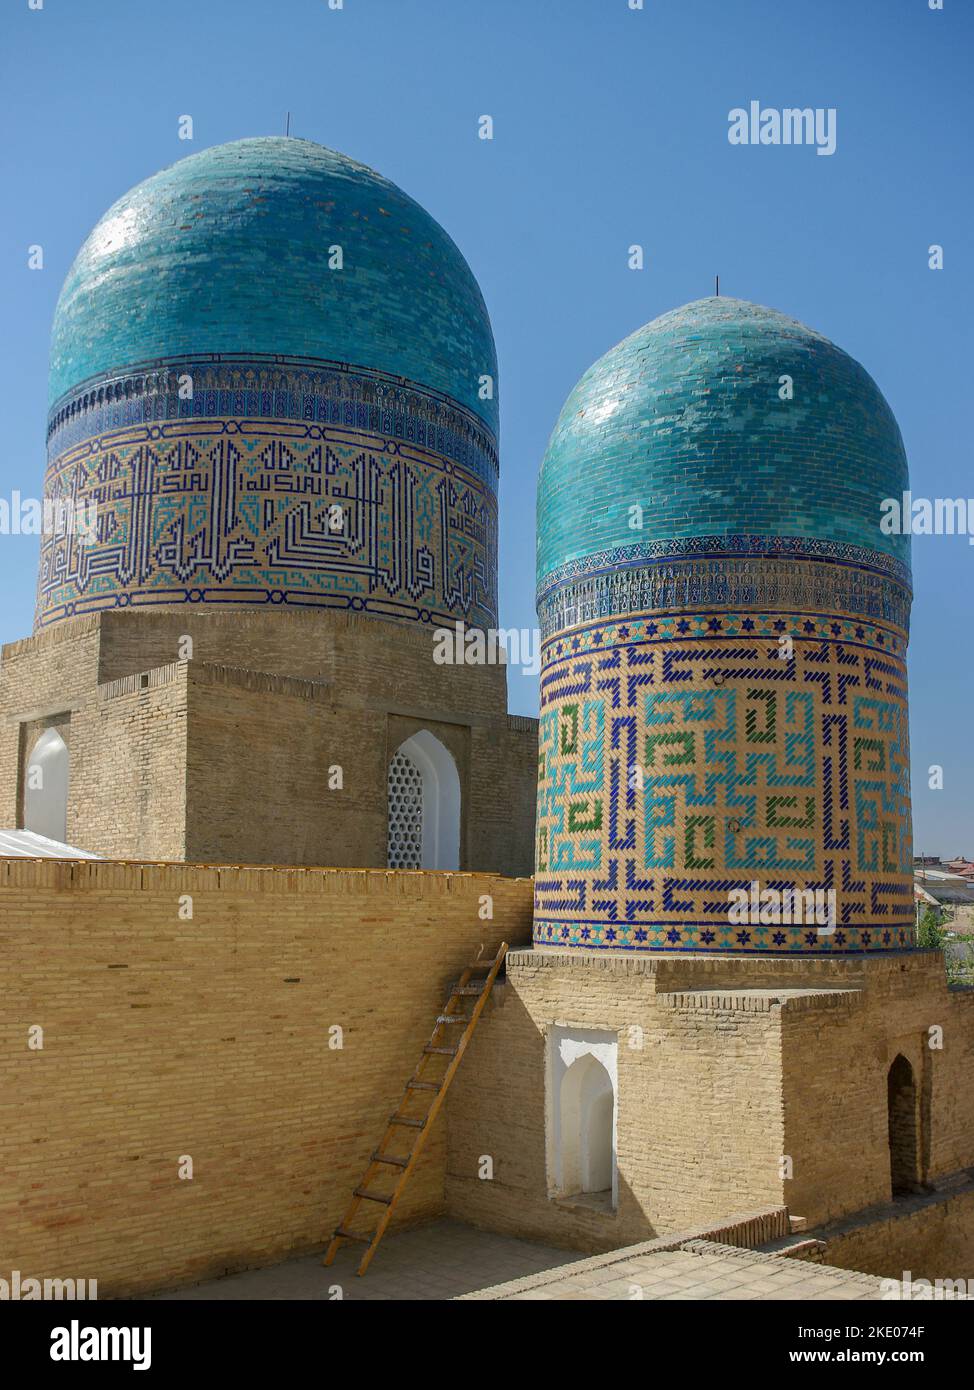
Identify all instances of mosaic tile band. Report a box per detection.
[537,533,911,600]
[538,547,912,639]
[37,361,497,632]
[534,609,912,953]
[47,355,498,490]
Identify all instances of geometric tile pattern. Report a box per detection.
[534,608,913,952]
[38,360,497,632]
[533,298,914,954]
[537,544,912,637]
[47,354,498,489]
[538,532,911,604]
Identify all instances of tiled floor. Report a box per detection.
[148,1221,580,1301]
[462,1238,930,1301]
[149,1223,962,1302]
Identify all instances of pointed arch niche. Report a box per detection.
[24,728,69,844]
[547,1026,618,1209]
[386,730,461,871]
[887,1053,920,1197]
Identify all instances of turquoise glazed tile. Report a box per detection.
[537,297,910,587]
[49,137,497,434]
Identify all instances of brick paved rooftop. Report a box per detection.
[148,1221,578,1302]
[461,1237,894,1301]
[145,1219,947,1302]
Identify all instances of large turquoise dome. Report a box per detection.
[537,297,909,597]
[49,136,497,431]
[38,138,499,634]
[533,297,915,957]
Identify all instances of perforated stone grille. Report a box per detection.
[387,751,423,869]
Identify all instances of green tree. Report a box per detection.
[916,905,949,950]
[917,904,974,985]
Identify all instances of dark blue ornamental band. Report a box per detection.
[47,354,499,493]
[537,538,912,639]
[37,361,498,633]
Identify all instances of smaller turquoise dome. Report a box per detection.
[537,297,910,589]
[49,137,497,432]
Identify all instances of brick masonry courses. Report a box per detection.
[445,947,974,1279]
[0,859,533,1297]
[0,608,537,874]
[4,860,973,1292]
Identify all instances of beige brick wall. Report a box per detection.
[0,611,538,875]
[445,951,787,1253]
[469,718,538,877]
[446,948,974,1266]
[812,1187,974,1282]
[94,608,510,719]
[185,665,374,866]
[69,665,189,860]
[0,618,102,827]
[0,859,533,1295]
[779,953,974,1227]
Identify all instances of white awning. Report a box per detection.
[0,829,102,859]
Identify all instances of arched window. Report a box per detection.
[386,731,461,871]
[24,729,69,844]
[559,1053,615,1197]
[387,748,424,869]
[888,1054,919,1196]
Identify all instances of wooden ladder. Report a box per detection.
[323,941,508,1276]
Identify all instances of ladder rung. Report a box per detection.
[326,942,508,1277]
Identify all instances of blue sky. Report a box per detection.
[1,0,970,853]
